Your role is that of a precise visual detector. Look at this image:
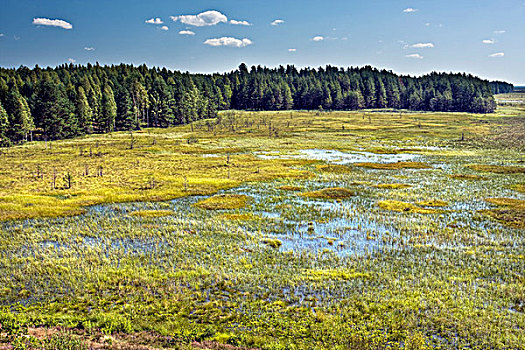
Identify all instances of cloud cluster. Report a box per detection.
[171,10,228,27]
[160,26,169,31]
[230,19,251,26]
[288,48,296,52]
[84,47,95,51]
[482,39,495,44]
[403,8,418,13]
[405,53,423,59]
[68,58,76,63]
[33,18,72,30]
[271,19,285,26]
[312,36,324,41]
[411,42,434,48]
[203,37,252,47]
[145,18,163,25]
[489,52,504,57]
[179,30,195,36]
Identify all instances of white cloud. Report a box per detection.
[403,8,418,13]
[230,19,251,26]
[160,26,169,31]
[203,37,253,47]
[288,48,296,52]
[312,36,324,41]
[271,19,285,26]
[68,58,76,63]
[145,18,163,25]
[494,30,506,34]
[482,39,495,44]
[405,53,423,59]
[179,30,195,35]
[411,42,434,48]
[171,10,227,27]
[489,52,504,57]
[0,33,4,37]
[32,18,72,30]
[84,47,95,51]
[425,22,431,26]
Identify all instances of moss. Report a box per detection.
[298,187,355,200]
[449,174,486,180]
[355,162,431,170]
[377,200,438,214]
[129,210,173,218]
[467,164,525,174]
[316,164,353,174]
[194,194,250,210]
[417,200,448,207]
[278,185,303,191]
[374,184,412,189]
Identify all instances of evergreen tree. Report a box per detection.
[0,101,10,146]
[76,86,93,134]
[100,83,117,133]
[6,90,34,142]
[33,76,76,139]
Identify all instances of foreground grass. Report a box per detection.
[1,108,524,349]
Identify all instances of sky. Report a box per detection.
[0,0,524,84]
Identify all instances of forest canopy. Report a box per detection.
[0,63,513,145]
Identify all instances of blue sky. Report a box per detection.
[1,0,524,84]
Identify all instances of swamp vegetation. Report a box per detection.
[0,96,524,349]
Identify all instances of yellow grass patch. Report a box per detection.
[298,187,355,200]
[449,174,486,180]
[416,200,449,207]
[374,184,412,189]
[482,197,525,229]
[467,164,525,174]
[316,164,353,174]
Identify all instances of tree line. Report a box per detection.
[489,81,514,94]
[0,63,508,145]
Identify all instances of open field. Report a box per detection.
[1,106,524,349]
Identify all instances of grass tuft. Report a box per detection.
[467,164,525,174]
[416,200,448,207]
[374,183,412,189]
[377,200,438,214]
[298,187,355,200]
[316,164,353,174]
